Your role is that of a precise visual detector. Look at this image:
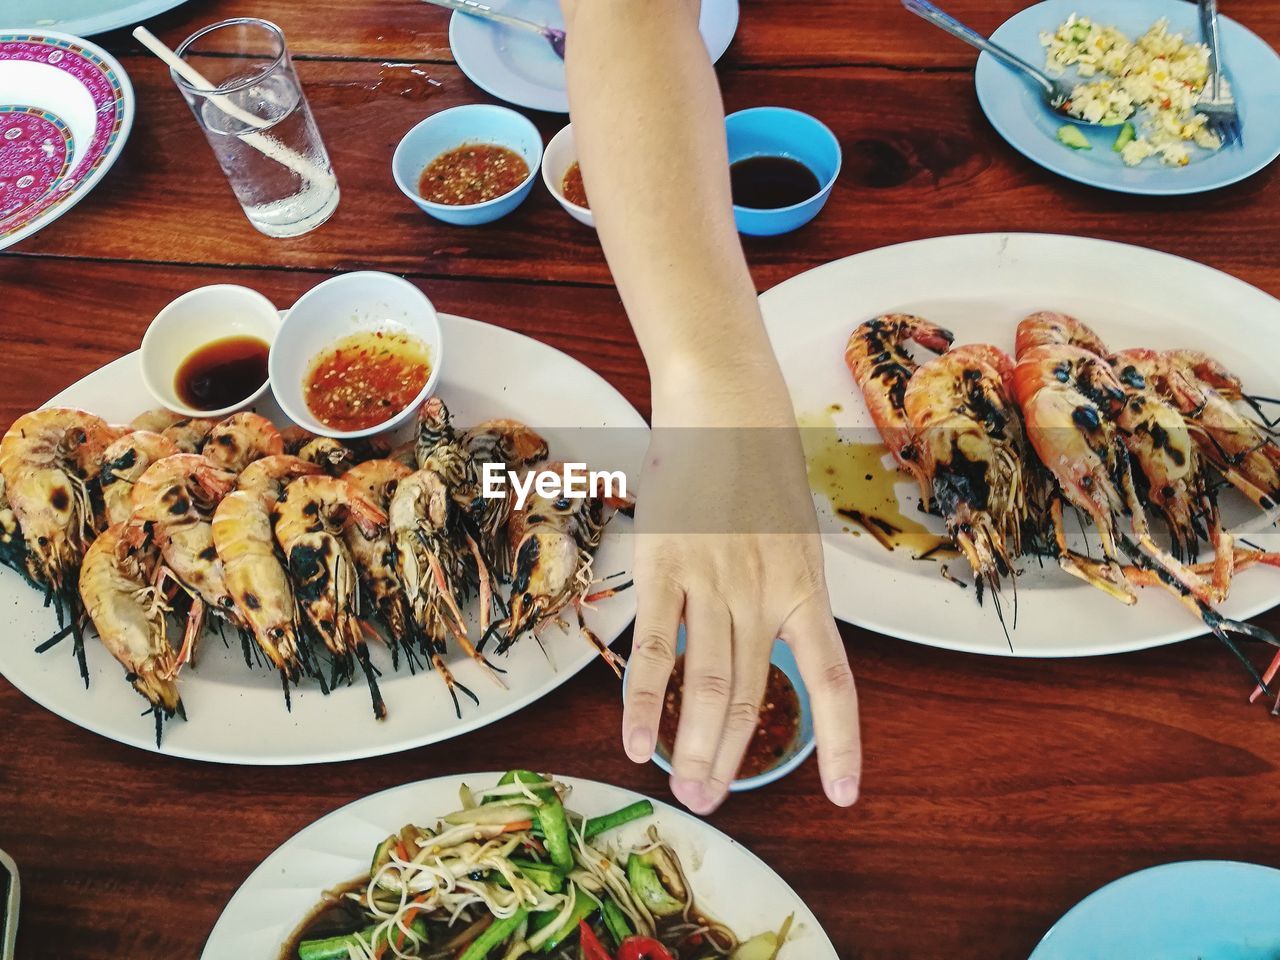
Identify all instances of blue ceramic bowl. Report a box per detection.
[392,105,542,226]
[725,106,841,237]
[624,627,817,793]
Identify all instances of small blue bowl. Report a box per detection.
[392,104,542,226]
[725,106,841,237]
[624,627,816,793]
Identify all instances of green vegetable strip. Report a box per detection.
[298,917,427,960]
[459,907,529,960]
[536,797,574,872]
[499,858,565,893]
[600,897,633,947]
[537,885,600,953]
[582,800,654,841]
[496,769,557,804]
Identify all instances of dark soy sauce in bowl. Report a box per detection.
[175,335,269,411]
[730,155,822,209]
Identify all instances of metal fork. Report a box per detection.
[1197,0,1243,147]
[421,0,566,59]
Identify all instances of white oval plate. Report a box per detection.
[0,313,646,763]
[761,233,1280,658]
[201,773,838,960]
[450,0,739,114]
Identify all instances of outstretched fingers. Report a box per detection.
[783,594,862,807]
[705,620,771,801]
[622,572,684,763]
[669,592,733,814]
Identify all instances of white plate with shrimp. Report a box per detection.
[761,232,1280,659]
[201,772,838,960]
[0,313,646,763]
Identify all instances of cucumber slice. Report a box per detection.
[1056,125,1092,150]
[1112,121,1136,152]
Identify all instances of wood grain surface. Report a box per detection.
[3,1,1280,958]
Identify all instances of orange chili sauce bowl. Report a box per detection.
[391,104,543,227]
[541,123,594,228]
[269,271,444,440]
[622,628,817,793]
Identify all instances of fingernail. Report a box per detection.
[626,726,653,762]
[671,777,721,815]
[829,776,860,807]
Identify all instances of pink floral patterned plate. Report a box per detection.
[0,31,134,249]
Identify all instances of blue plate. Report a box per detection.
[450,0,740,114]
[975,0,1280,194]
[3,0,192,36]
[1030,861,1280,959]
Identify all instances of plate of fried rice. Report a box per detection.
[974,0,1280,194]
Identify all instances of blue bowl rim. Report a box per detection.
[391,104,544,213]
[724,105,842,215]
[632,635,818,793]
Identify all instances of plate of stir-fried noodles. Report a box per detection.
[762,233,1280,688]
[0,314,647,763]
[202,771,835,960]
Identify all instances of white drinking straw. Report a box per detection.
[132,26,337,191]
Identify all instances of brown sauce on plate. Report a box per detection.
[174,335,269,412]
[799,408,953,557]
[658,655,801,779]
[303,330,431,432]
[730,155,821,209]
[418,143,530,205]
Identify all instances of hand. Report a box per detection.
[621,366,863,814]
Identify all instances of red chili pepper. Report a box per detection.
[578,921,614,960]
[616,936,676,960]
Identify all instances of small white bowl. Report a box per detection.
[541,123,593,228]
[140,284,281,419]
[270,271,443,440]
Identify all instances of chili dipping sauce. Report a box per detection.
[657,654,802,779]
[418,143,530,205]
[562,162,589,209]
[303,330,431,432]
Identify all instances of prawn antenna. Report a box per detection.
[1243,393,1280,430]
[36,619,75,653]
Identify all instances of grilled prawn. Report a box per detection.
[0,407,123,681]
[273,474,388,717]
[80,524,183,742]
[1150,350,1280,513]
[202,412,284,472]
[343,460,419,665]
[902,344,1028,605]
[212,455,323,690]
[99,430,179,527]
[494,460,631,675]
[461,417,549,574]
[159,416,218,454]
[1019,313,1216,564]
[845,314,954,502]
[128,453,242,659]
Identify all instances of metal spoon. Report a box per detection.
[902,0,1123,127]
[422,0,566,60]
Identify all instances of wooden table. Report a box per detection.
[3,2,1280,957]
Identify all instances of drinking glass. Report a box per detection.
[172,18,339,238]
